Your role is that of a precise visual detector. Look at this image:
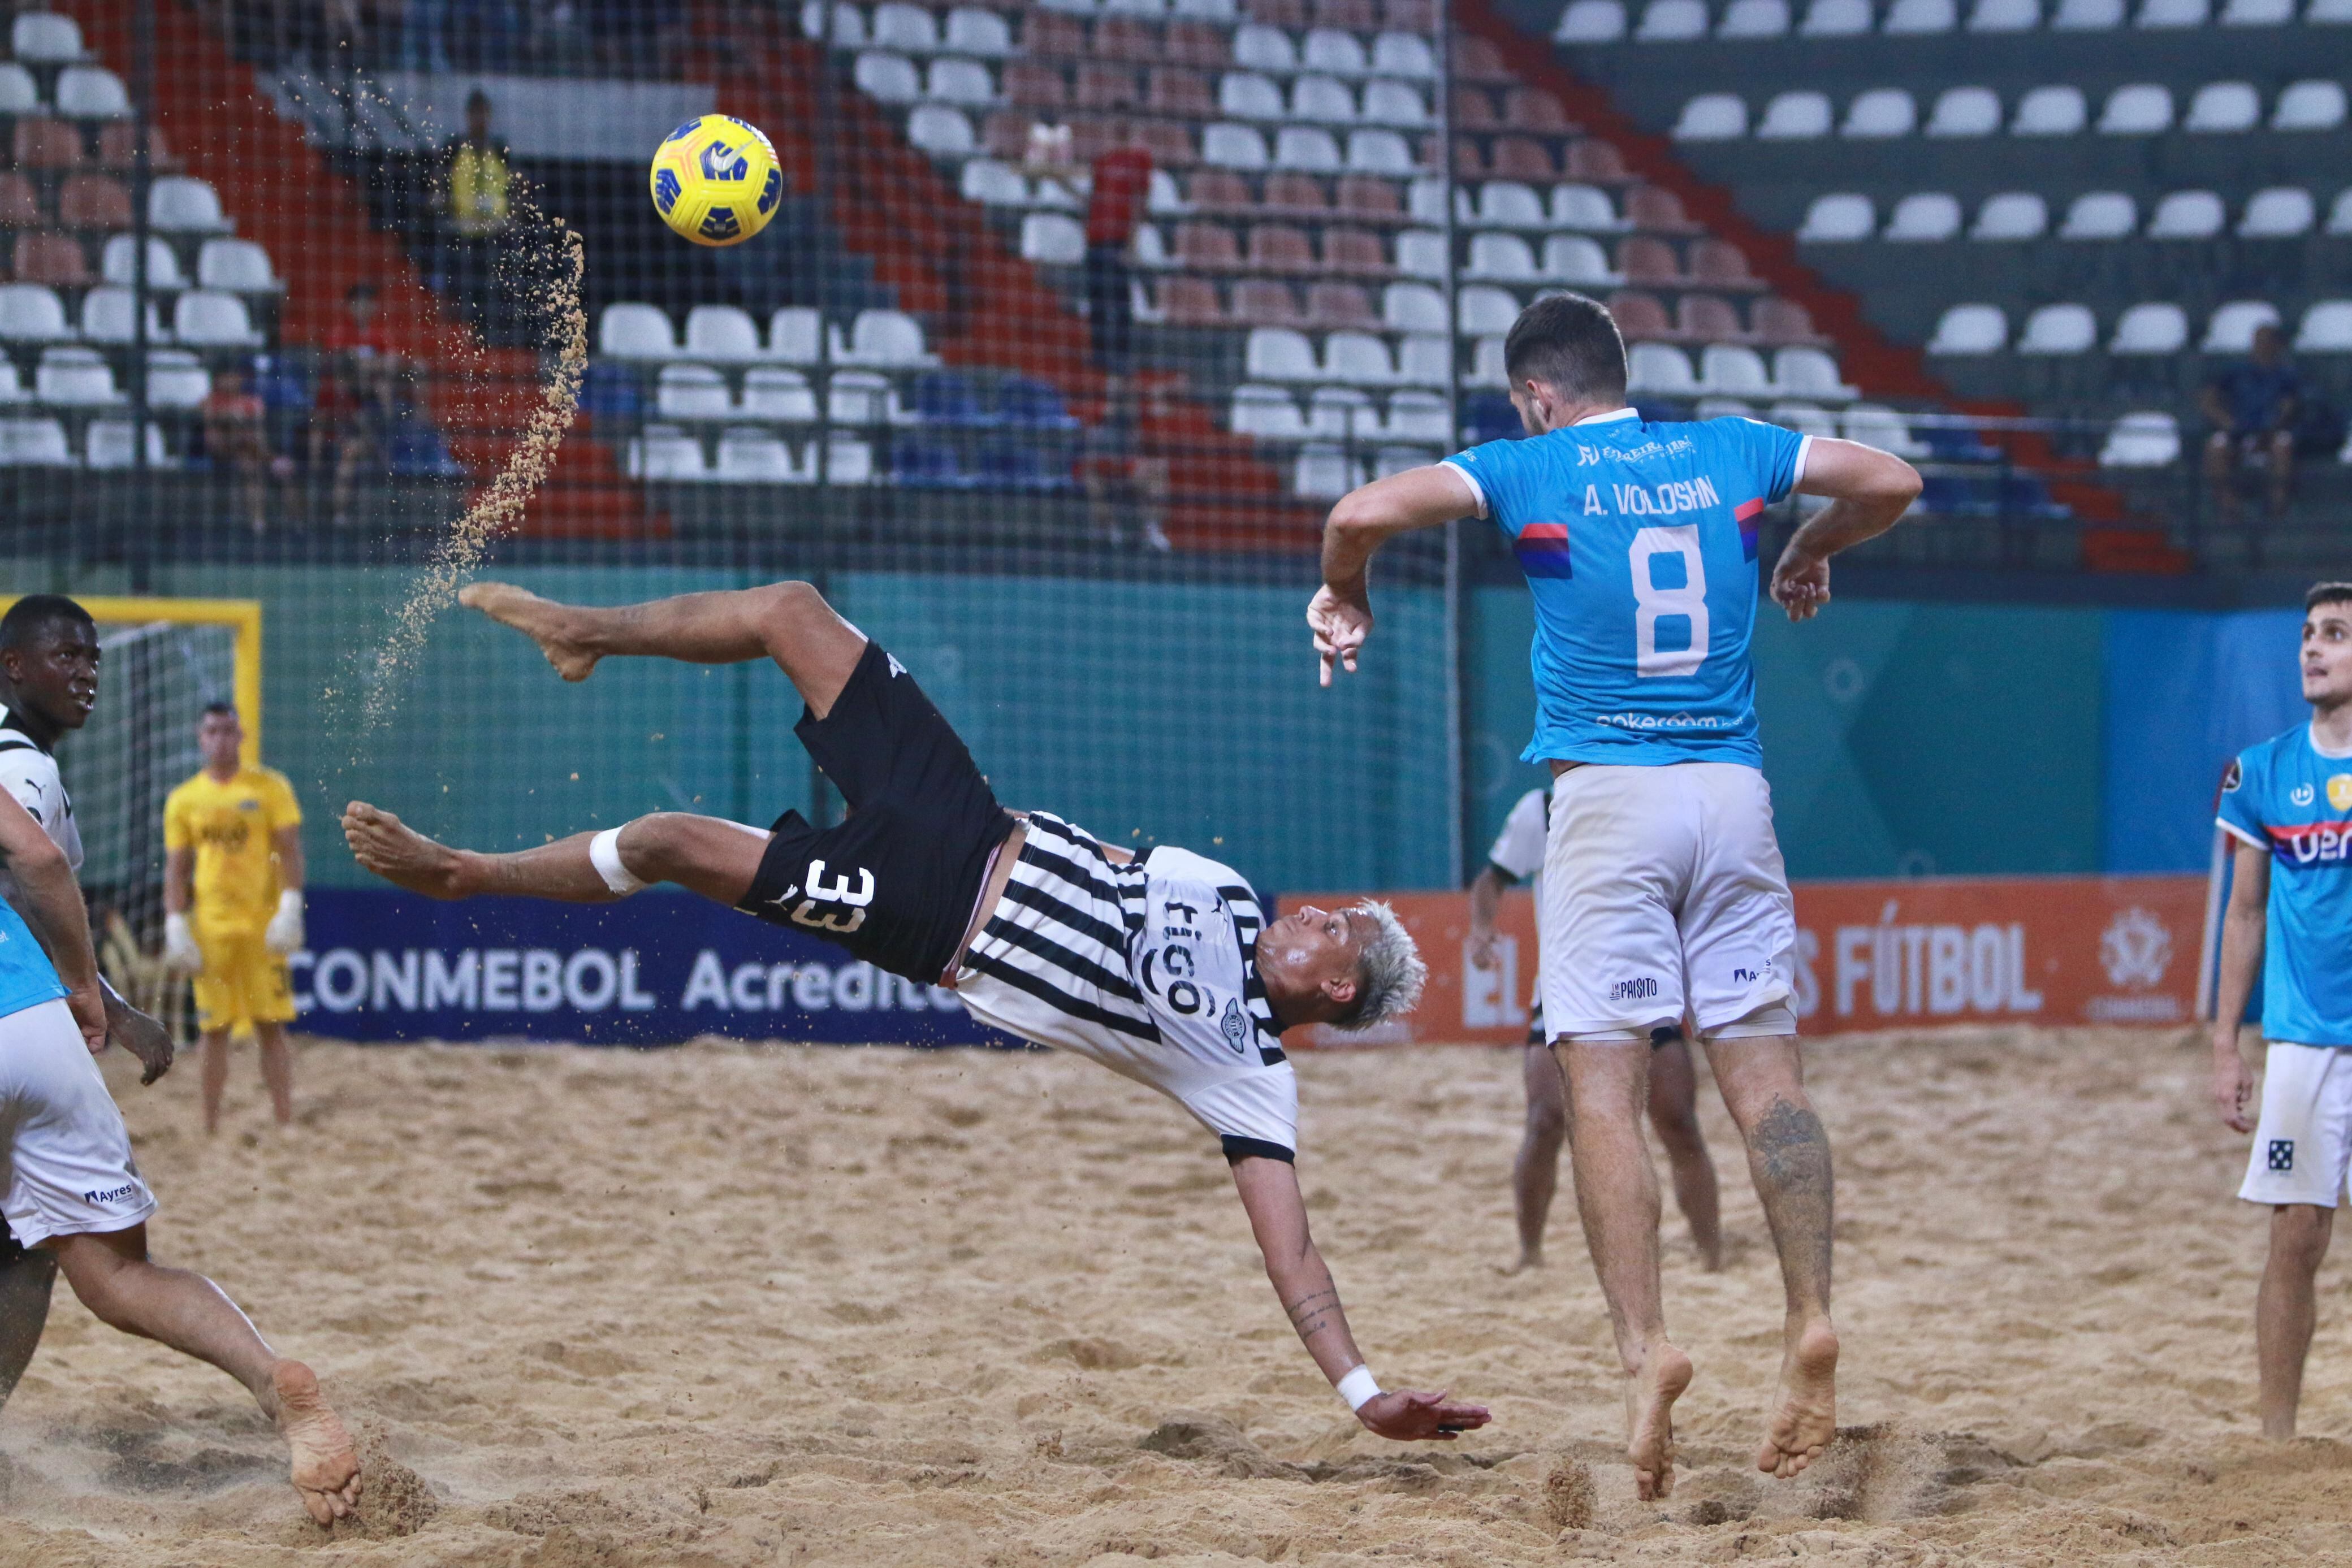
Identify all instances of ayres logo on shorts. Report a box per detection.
[83,1182,141,1205]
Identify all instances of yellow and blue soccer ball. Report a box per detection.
[648,114,781,248]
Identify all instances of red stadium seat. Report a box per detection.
[1094,16,1160,61]
[13,118,84,172]
[1312,0,1378,28]
[1455,89,1503,133]
[1565,140,1633,184]
[1606,290,1674,340]
[1159,275,1227,325]
[1334,175,1404,222]
[1174,220,1244,270]
[1625,185,1703,232]
[96,119,176,171]
[1321,227,1390,276]
[1003,62,1067,111]
[1455,34,1514,84]
[0,174,43,229]
[1232,279,1305,326]
[1504,88,1572,134]
[1380,0,1436,28]
[1021,12,1089,58]
[57,173,131,230]
[1452,137,1488,179]
[1676,294,1749,343]
[1187,168,1257,214]
[1752,296,1831,346]
[1247,224,1318,274]
[1163,22,1229,66]
[1247,0,1311,28]
[1261,172,1330,218]
[12,231,90,286]
[1074,63,1139,111]
[1690,238,1765,290]
[1619,236,1685,285]
[1146,67,1216,119]
[1489,137,1558,181]
[1304,281,1378,329]
[981,112,1031,161]
[1139,120,1196,168]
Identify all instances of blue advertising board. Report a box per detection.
[295,889,1018,1047]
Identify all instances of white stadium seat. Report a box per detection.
[2310,0,2352,18]
[1382,282,1449,333]
[171,291,260,348]
[714,430,799,484]
[2274,80,2348,131]
[1770,401,1839,438]
[2219,0,2292,19]
[1842,404,1930,456]
[1696,397,1756,421]
[2202,300,2281,352]
[961,158,1029,206]
[1302,28,1369,73]
[907,105,974,156]
[600,302,678,359]
[802,2,867,45]
[2060,192,2138,238]
[1470,335,1509,385]
[2297,301,2352,352]
[2185,81,2260,132]
[1556,0,1630,37]
[1801,0,1874,29]
[811,437,874,485]
[2100,413,2181,467]
[1675,94,1749,140]
[1756,91,1832,139]
[1973,192,2047,239]
[149,176,232,233]
[1394,229,1449,279]
[77,286,166,345]
[11,11,84,61]
[1232,23,1296,70]
[825,370,900,425]
[0,284,72,343]
[145,350,210,410]
[628,426,710,482]
[2135,0,2208,21]
[1385,391,1452,442]
[2328,190,2352,235]
[1220,72,1283,119]
[742,367,819,421]
[2050,0,2124,23]
[854,51,922,103]
[1886,192,1962,240]
[1307,387,1377,439]
[1774,347,1857,399]
[196,237,279,292]
[1373,32,1438,76]
[1929,303,2008,353]
[1477,182,1547,227]
[1926,86,2002,137]
[1457,285,1522,335]
[0,417,73,468]
[1798,193,1875,241]
[2016,303,2096,353]
[1325,331,1401,385]
[1719,0,1793,33]
[1396,335,1451,388]
[2098,84,2173,134]
[1884,0,1958,31]
[872,2,940,49]
[1292,444,1363,499]
[1553,184,1625,229]
[1104,0,1168,17]
[1628,343,1700,395]
[2239,187,2315,237]
[1636,0,1711,36]
[1363,81,1430,127]
[1202,122,1269,170]
[1969,0,2042,27]
[2012,85,2087,134]
[54,64,129,118]
[1231,384,1309,440]
[1247,327,1321,381]
[655,364,732,421]
[1702,344,1774,396]
[1544,235,1622,284]
[0,63,38,115]
[944,7,1014,53]
[842,309,932,367]
[1344,129,1412,174]
[683,305,763,362]
[1371,446,1436,480]
[2111,302,2188,353]
[1276,127,1344,172]
[926,59,995,105]
[37,346,120,406]
[768,307,823,365]
[1019,212,1086,264]
[1842,89,1917,137]
[2148,189,2225,237]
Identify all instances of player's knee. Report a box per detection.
[613,813,697,886]
[1649,1102,1705,1155]
[758,579,830,632]
[1525,1097,1567,1145]
[2271,1206,2333,1270]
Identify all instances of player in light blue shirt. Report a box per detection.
[2210,580,2352,1439]
[1308,293,1921,1501]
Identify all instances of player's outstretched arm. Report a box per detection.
[1230,1155,1493,1441]
[1771,439,1925,623]
[0,787,103,1050]
[2209,839,2269,1133]
[1312,467,1481,687]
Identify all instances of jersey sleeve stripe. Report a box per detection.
[2217,817,2267,850]
[1441,457,1488,519]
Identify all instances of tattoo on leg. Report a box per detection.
[1748,1098,1833,1310]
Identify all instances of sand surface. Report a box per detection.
[5,1025,2351,1566]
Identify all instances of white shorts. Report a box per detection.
[1,998,155,1249]
[2240,1041,2352,1207]
[1538,761,1797,1042]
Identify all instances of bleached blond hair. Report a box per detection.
[1330,899,1426,1029]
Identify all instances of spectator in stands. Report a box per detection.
[1080,375,1172,552]
[434,89,513,336]
[1030,119,1152,376]
[201,363,275,535]
[2202,326,2301,529]
[313,282,398,527]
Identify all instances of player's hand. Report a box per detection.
[265,891,306,956]
[66,983,107,1056]
[1467,927,1498,971]
[1770,548,1831,623]
[1308,585,1373,687]
[1355,1388,1493,1442]
[163,913,204,974]
[2211,1028,2256,1134]
[105,991,175,1085]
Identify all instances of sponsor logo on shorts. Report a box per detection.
[1609,977,1659,1002]
[2269,1139,2296,1172]
[83,1182,141,1205]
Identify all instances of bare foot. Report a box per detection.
[1498,1250,1543,1276]
[270,1360,360,1526]
[459,581,599,682]
[1625,1341,1693,1501]
[342,803,475,899]
[1757,1318,1839,1480]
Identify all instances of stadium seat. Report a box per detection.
[0,364,28,408]
[0,417,72,467]
[1231,383,1309,439]
[926,59,996,106]
[2219,0,2292,19]
[77,285,165,345]
[55,174,128,232]
[1607,291,1674,340]
[1696,397,1756,421]
[945,6,1014,52]
[171,290,260,348]
[1628,343,1700,395]
[1307,385,1377,439]
[1557,0,1630,37]
[2273,80,2348,131]
[1371,445,1437,479]
[741,367,819,421]
[2148,189,2225,237]
[1385,389,1451,441]
[148,176,231,233]
[14,118,81,172]
[907,105,975,155]
[2239,187,2315,237]
[1702,344,1774,396]
[53,66,128,119]
[1799,193,1875,241]
[1364,81,1430,127]
[1392,228,1446,279]
[1972,192,2047,240]
[1927,87,2002,137]
[1325,330,1401,384]
[841,310,932,367]
[1373,31,1438,75]
[768,307,822,365]
[1203,122,1270,170]
[2016,303,2096,353]
[2186,82,2260,132]
[1396,333,1451,387]
[194,237,278,293]
[2109,301,2188,352]
[1233,23,1298,71]
[145,350,209,410]
[2051,0,2125,23]
[1553,184,1624,229]
[1969,0,2042,28]
[0,63,37,115]
[712,430,798,484]
[1468,335,1508,385]
[2297,301,2352,351]
[1297,76,1364,123]
[1884,0,1959,31]
[960,158,1030,206]
[1720,0,1793,32]
[1292,444,1363,498]
[2135,0,2206,20]
[871,2,940,49]
[1770,400,1839,438]
[1246,326,1321,380]
[2098,84,2173,134]
[1373,283,1443,334]
[1457,284,1521,335]
[12,232,87,287]
[2012,85,2088,135]
[2203,300,2281,351]
[854,52,922,103]
[1302,28,1370,74]
[1842,404,1930,456]
[11,11,84,60]
[1800,0,1875,31]
[1756,92,1832,139]
[1020,211,1087,264]
[2311,0,2352,17]
[1755,297,1830,345]
[83,417,167,470]
[1474,182,1545,229]
[827,370,903,424]
[1886,192,1962,240]
[1463,233,1538,281]
[801,1,867,44]
[628,426,709,482]
[655,364,732,422]
[1675,95,1749,140]
[1321,230,1388,279]
[1636,0,1712,36]
[36,346,120,406]
[2100,412,2181,466]
[600,302,679,359]
[0,284,71,342]
[2059,191,2137,238]
[1220,72,1283,120]
[1775,347,1858,398]
[1929,303,2008,353]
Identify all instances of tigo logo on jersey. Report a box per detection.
[1512,522,1574,579]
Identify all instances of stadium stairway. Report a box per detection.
[1467,0,2186,571]
[689,2,1304,545]
[60,0,652,539]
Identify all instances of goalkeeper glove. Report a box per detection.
[264,890,306,956]
[163,913,204,974]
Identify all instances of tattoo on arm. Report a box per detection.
[1285,1288,1340,1340]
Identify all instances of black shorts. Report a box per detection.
[737,640,1015,984]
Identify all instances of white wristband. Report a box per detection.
[1335,1365,1381,1412]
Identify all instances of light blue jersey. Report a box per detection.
[0,895,65,1023]
[1446,409,1810,767]
[2218,724,2352,1047]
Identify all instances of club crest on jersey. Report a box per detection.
[2331,774,2352,811]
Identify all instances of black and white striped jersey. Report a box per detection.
[0,706,79,889]
[954,812,1300,1160]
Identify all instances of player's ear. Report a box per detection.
[1322,972,1359,1007]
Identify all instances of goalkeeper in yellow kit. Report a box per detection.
[162,703,305,1134]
